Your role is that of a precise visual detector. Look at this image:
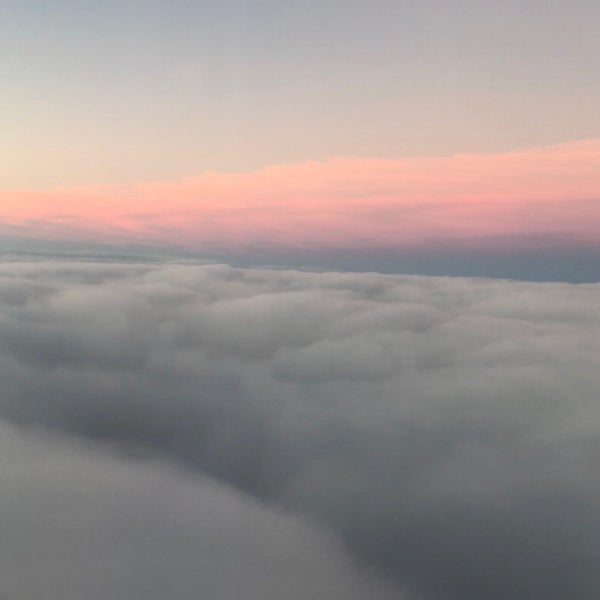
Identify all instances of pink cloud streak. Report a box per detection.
[2,139,600,252]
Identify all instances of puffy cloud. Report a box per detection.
[1,258,600,598]
[0,422,400,600]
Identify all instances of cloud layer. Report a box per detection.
[2,140,600,254]
[1,259,600,598]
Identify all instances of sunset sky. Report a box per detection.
[2,1,600,278]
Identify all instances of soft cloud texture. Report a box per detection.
[1,422,400,600]
[1,258,600,598]
[2,140,600,254]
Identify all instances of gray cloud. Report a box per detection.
[0,421,400,600]
[1,259,600,598]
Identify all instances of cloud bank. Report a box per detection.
[1,259,600,598]
[2,140,600,255]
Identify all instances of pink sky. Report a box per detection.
[2,139,600,253]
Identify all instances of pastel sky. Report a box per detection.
[2,1,600,276]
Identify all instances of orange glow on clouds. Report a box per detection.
[2,139,600,252]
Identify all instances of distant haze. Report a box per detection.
[2,139,600,282]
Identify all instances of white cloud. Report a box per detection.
[0,422,401,600]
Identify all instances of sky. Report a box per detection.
[2,1,600,280]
